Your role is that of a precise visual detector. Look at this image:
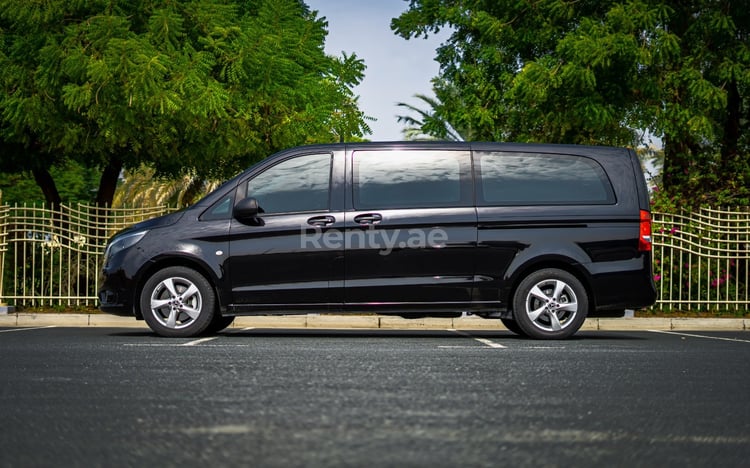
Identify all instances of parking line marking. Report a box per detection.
[472,337,507,349]
[182,336,218,346]
[449,329,507,349]
[648,330,750,344]
[0,326,56,333]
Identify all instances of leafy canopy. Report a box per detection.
[1,0,371,207]
[393,0,750,205]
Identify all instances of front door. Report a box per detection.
[227,151,344,311]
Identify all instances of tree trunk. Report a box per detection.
[661,136,694,204]
[720,79,741,178]
[31,167,62,210]
[31,166,68,240]
[95,157,123,208]
[93,157,123,242]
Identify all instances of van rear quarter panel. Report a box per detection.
[472,145,652,312]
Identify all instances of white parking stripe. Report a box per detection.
[449,329,507,349]
[181,336,218,346]
[471,337,507,349]
[648,330,750,344]
[0,326,56,333]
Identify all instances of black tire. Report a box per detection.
[140,266,216,337]
[500,318,527,336]
[205,315,235,334]
[512,268,588,340]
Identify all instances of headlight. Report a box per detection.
[104,230,148,263]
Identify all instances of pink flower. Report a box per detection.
[654,274,662,282]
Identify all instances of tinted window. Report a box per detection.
[353,150,468,209]
[477,152,615,205]
[245,153,331,214]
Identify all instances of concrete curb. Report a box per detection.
[0,314,748,331]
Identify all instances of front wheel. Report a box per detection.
[140,266,216,337]
[512,269,588,340]
[205,315,235,334]
[500,318,527,336]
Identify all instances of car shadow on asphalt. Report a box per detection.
[108,329,648,341]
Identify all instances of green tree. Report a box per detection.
[0,162,99,205]
[0,0,371,209]
[392,0,750,205]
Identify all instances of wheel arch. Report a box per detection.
[504,257,596,315]
[132,255,224,320]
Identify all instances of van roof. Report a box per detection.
[279,141,629,158]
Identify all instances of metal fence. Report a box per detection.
[652,207,749,312]
[0,203,173,307]
[0,203,748,312]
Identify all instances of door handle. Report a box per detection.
[307,215,335,227]
[354,213,383,225]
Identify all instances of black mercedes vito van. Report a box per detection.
[99,142,656,339]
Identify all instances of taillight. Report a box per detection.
[639,210,652,252]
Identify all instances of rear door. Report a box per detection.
[472,148,634,308]
[342,148,477,309]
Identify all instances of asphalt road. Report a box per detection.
[1,327,749,468]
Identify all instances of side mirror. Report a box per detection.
[234,197,260,219]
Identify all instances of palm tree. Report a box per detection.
[397,94,458,141]
[396,91,476,142]
[113,167,222,208]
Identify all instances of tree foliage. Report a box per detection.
[0,162,99,205]
[1,0,371,208]
[392,0,750,205]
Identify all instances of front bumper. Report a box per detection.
[98,290,134,317]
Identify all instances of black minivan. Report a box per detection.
[99,142,656,339]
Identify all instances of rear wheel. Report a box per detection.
[140,266,215,337]
[512,268,588,340]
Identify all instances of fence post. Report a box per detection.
[0,190,15,314]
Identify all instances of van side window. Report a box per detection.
[353,150,470,209]
[476,151,616,205]
[245,153,332,214]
